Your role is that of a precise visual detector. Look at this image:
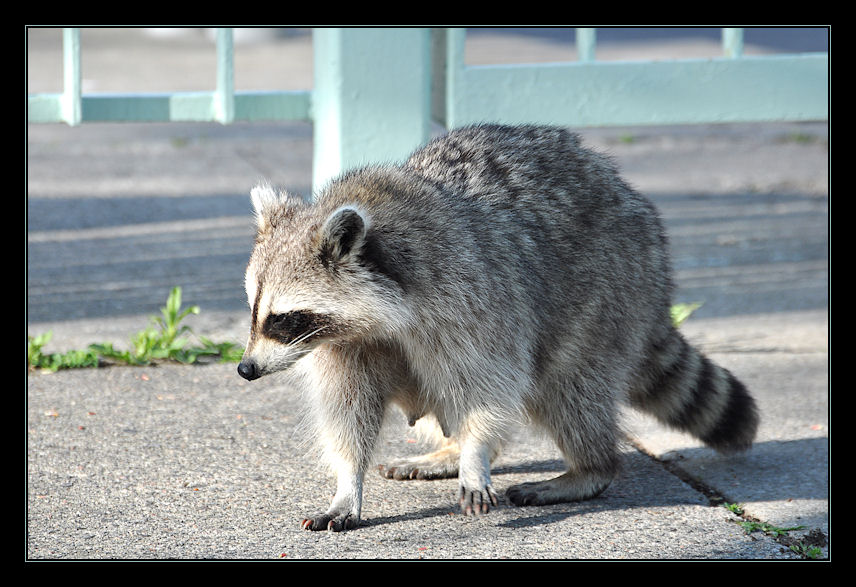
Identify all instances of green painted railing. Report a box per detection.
[440,28,828,129]
[26,29,312,125]
[27,28,828,190]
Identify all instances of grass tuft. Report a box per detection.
[28,287,243,372]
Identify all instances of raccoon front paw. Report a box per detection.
[301,510,360,532]
[458,484,499,515]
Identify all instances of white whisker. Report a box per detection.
[290,325,328,346]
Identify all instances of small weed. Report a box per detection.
[28,332,100,371]
[723,503,826,559]
[28,287,243,372]
[789,542,824,559]
[735,520,826,559]
[671,302,703,328]
[739,521,805,537]
[780,527,828,560]
[723,502,744,516]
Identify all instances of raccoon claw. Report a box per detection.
[458,485,499,515]
[301,512,359,532]
[377,463,421,480]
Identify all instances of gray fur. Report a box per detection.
[238,124,759,531]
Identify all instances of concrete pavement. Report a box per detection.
[27,28,828,560]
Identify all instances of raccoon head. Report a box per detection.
[238,183,406,381]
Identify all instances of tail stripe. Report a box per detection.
[632,329,758,453]
[636,334,701,418]
[698,371,757,452]
[668,355,729,439]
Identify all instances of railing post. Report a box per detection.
[722,28,744,58]
[61,28,82,125]
[214,28,235,123]
[576,28,597,62]
[443,28,467,130]
[311,28,431,193]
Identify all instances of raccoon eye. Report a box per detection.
[264,310,316,343]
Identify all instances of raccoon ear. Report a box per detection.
[250,183,300,232]
[319,206,368,264]
[250,183,279,218]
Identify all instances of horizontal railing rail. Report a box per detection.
[440,28,829,129]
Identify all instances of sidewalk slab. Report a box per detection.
[26,362,798,560]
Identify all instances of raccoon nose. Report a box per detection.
[237,359,260,381]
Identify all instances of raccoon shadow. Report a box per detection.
[358,505,464,529]
[357,458,566,529]
[492,450,705,529]
[656,436,829,503]
[492,436,829,530]
[364,436,827,530]
[361,452,689,530]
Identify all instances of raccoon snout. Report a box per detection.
[237,359,261,381]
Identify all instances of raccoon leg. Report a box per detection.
[457,440,500,515]
[455,423,504,515]
[300,350,388,532]
[301,460,364,532]
[508,381,622,507]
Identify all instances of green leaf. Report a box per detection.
[671,302,703,328]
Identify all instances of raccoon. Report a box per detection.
[238,124,759,532]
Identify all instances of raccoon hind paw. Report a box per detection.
[377,446,461,480]
[506,470,613,507]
